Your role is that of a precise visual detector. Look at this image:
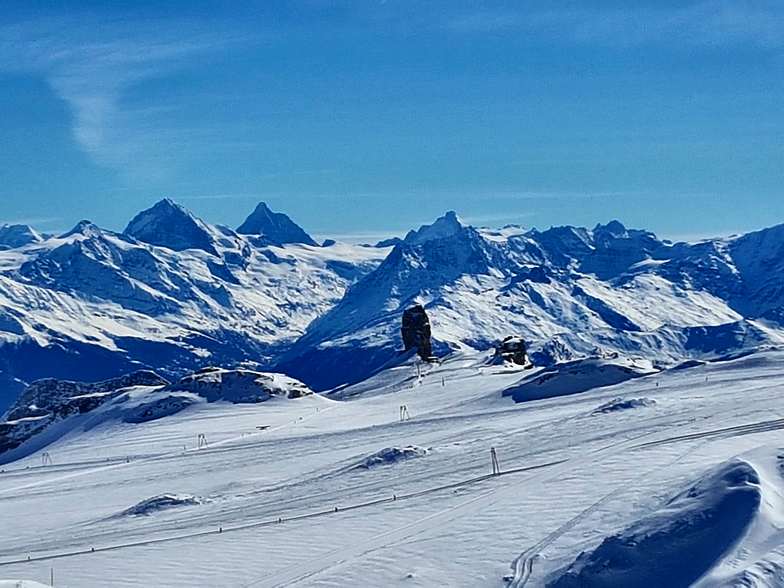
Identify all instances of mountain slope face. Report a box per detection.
[0,200,388,410]
[281,214,784,390]
[0,224,42,250]
[237,202,318,246]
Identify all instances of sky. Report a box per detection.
[0,1,782,243]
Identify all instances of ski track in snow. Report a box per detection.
[1,352,784,586]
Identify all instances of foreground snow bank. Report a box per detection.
[548,459,761,587]
[503,357,655,403]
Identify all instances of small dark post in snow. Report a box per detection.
[50,567,54,586]
[490,447,501,475]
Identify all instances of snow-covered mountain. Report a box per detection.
[280,213,784,390]
[0,224,41,250]
[2,202,784,406]
[0,200,388,410]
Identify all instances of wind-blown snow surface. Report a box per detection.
[0,200,388,410]
[2,349,784,587]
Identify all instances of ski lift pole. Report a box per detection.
[490,447,501,476]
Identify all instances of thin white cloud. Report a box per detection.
[0,17,256,181]
[0,216,62,227]
[444,1,784,48]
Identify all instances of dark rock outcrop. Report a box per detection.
[401,304,432,360]
[4,370,169,421]
[1,370,169,457]
[164,368,313,403]
[494,336,530,366]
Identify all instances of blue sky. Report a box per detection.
[0,1,782,242]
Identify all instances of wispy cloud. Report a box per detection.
[0,16,255,181]
[444,1,784,48]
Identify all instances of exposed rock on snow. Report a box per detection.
[122,395,197,424]
[237,202,318,246]
[120,494,203,517]
[592,397,656,414]
[548,460,762,587]
[4,370,169,421]
[493,336,530,366]
[356,446,428,469]
[165,368,313,403]
[503,358,656,403]
[401,304,433,360]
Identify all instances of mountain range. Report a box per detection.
[1,199,783,409]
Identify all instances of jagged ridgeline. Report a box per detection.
[2,202,784,408]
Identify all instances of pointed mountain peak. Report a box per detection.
[594,220,628,238]
[124,198,218,255]
[403,211,466,246]
[0,223,42,248]
[59,220,104,239]
[237,202,318,246]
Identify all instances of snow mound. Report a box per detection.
[592,397,656,414]
[503,358,656,403]
[355,446,428,469]
[166,368,313,403]
[120,494,203,517]
[0,581,52,588]
[548,459,762,588]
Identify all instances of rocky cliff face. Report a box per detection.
[401,304,432,360]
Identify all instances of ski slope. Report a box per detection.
[2,350,784,587]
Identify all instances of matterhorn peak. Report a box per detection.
[237,202,318,246]
[403,210,466,245]
[124,198,218,255]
